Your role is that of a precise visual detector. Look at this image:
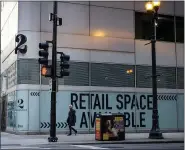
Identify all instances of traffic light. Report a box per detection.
[38,41,52,77]
[38,42,49,65]
[41,65,52,77]
[60,52,70,77]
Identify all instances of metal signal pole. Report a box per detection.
[48,1,58,142]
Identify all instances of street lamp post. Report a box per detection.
[145,1,163,139]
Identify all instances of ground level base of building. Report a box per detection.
[4,129,184,135]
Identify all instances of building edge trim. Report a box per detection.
[3,84,184,95]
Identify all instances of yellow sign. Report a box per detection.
[115,117,123,121]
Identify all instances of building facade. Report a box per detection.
[1,1,184,134]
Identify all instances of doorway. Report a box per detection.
[1,95,7,131]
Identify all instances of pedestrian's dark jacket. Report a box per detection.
[67,109,76,126]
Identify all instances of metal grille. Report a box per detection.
[64,62,89,86]
[91,63,135,87]
[42,61,89,86]
[156,67,176,89]
[17,59,40,84]
[136,65,176,89]
[136,65,152,88]
[177,67,184,89]
[13,58,182,89]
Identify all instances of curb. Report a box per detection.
[28,140,184,146]
[70,140,184,145]
[1,144,22,146]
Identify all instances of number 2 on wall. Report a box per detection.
[15,34,27,54]
[17,99,24,109]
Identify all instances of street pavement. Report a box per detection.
[1,143,184,150]
[1,132,183,146]
[1,132,184,149]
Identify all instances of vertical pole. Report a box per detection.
[149,12,163,139]
[48,1,58,142]
[0,1,2,132]
[151,18,158,130]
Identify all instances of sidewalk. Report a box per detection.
[1,132,184,146]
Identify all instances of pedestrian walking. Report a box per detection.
[67,105,77,136]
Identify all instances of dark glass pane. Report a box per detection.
[156,14,174,42]
[135,12,152,40]
[135,12,175,42]
[142,20,152,40]
[176,16,184,43]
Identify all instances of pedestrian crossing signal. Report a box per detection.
[41,66,52,77]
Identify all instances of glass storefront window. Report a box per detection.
[7,91,16,128]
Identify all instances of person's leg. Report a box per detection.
[68,125,72,136]
[71,126,77,134]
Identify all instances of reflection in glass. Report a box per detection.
[7,92,16,128]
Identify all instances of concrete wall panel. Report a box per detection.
[175,1,184,17]
[41,32,135,53]
[41,2,89,35]
[90,6,134,39]
[135,40,176,67]
[176,43,184,67]
[18,2,41,32]
[90,1,134,10]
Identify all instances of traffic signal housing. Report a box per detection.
[60,52,70,77]
[38,42,49,66]
[41,65,52,77]
[38,41,52,77]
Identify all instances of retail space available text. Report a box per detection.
[71,93,153,128]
